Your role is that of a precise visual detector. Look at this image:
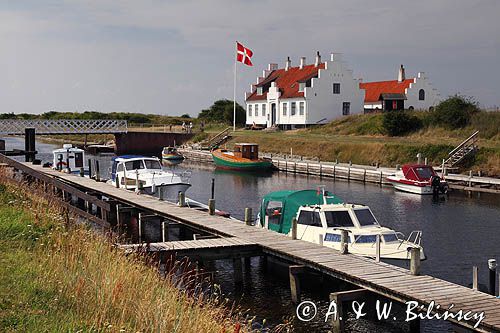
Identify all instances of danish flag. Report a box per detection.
[236,42,253,66]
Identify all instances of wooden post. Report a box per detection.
[289,265,304,304]
[161,221,168,242]
[306,162,309,174]
[24,128,36,162]
[379,171,383,185]
[95,160,100,182]
[211,178,215,199]
[178,191,185,207]
[79,167,84,177]
[410,248,421,275]
[340,230,348,254]
[138,213,143,243]
[347,166,351,181]
[488,259,497,296]
[208,198,215,215]
[319,163,322,177]
[333,164,336,179]
[88,159,92,179]
[472,266,478,291]
[329,292,344,333]
[158,187,164,201]
[244,208,252,226]
[375,234,381,262]
[469,170,473,187]
[291,217,297,240]
[363,169,366,183]
[233,258,243,285]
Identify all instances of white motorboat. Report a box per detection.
[108,155,191,200]
[52,144,86,173]
[386,164,448,195]
[258,189,425,260]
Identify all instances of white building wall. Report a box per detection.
[405,72,441,110]
[304,54,365,124]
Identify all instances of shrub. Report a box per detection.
[431,95,479,129]
[382,111,423,136]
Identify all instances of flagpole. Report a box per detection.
[233,42,237,132]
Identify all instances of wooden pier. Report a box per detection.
[179,148,500,193]
[2,154,500,332]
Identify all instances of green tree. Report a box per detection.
[382,111,422,136]
[198,99,246,125]
[431,95,479,129]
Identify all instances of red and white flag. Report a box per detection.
[236,42,253,66]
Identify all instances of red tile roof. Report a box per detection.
[246,63,325,101]
[359,79,414,103]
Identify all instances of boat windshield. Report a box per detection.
[144,159,162,170]
[325,210,354,228]
[125,160,145,170]
[354,209,379,226]
[414,167,434,180]
[383,233,399,243]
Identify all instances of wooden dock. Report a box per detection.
[2,155,500,332]
[179,148,500,193]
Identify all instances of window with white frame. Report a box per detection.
[299,102,305,115]
[248,104,252,117]
[257,87,263,95]
[282,102,288,116]
[291,102,296,116]
[255,104,259,117]
[262,104,266,116]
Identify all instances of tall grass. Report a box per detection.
[0,170,247,332]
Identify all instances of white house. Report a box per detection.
[360,65,441,111]
[245,52,365,129]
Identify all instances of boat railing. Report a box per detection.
[397,230,423,249]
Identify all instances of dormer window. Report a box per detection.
[299,82,305,92]
[257,87,263,95]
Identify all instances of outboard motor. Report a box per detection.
[431,175,441,196]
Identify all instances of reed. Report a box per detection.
[0,169,249,332]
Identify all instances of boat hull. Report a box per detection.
[390,181,434,195]
[212,151,272,171]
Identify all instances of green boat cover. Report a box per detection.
[259,189,343,234]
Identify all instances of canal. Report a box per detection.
[4,136,500,333]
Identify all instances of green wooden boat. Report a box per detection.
[211,143,272,171]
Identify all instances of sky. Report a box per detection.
[1,0,499,116]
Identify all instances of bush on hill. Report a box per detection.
[431,95,479,129]
[198,99,245,125]
[382,111,423,136]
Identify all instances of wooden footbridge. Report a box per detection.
[0,119,128,135]
[1,154,500,332]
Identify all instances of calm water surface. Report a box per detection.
[4,136,500,332]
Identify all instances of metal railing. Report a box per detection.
[0,119,128,135]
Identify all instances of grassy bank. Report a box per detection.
[0,172,244,332]
[222,112,500,175]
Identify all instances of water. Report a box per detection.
[4,136,500,332]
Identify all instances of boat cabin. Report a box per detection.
[52,144,86,171]
[110,155,162,182]
[233,143,259,160]
[402,164,437,182]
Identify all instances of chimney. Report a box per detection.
[299,57,306,69]
[285,56,291,71]
[315,51,321,67]
[398,64,405,82]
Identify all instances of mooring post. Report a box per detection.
[340,229,348,254]
[291,217,297,240]
[79,167,84,177]
[244,208,252,226]
[95,160,100,182]
[161,221,168,242]
[375,234,381,262]
[24,128,36,162]
[233,258,243,285]
[472,266,478,291]
[208,199,215,215]
[178,191,185,207]
[410,248,421,275]
[289,265,304,304]
[88,159,92,179]
[488,259,497,296]
[158,187,164,201]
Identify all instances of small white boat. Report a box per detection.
[108,155,191,199]
[258,189,425,260]
[52,144,86,173]
[386,164,448,195]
